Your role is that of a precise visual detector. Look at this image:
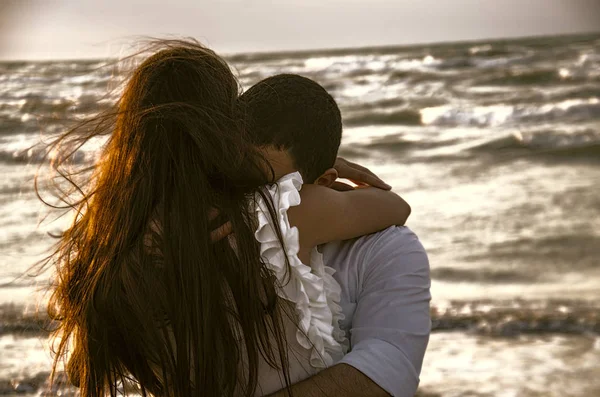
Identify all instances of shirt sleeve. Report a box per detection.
[338,226,431,397]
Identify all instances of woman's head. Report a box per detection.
[110,40,258,194]
[43,39,293,397]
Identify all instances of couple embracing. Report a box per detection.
[44,39,430,397]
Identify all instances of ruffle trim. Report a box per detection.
[254,172,348,368]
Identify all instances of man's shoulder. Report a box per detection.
[366,226,427,257]
[323,225,423,253]
[363,225,424,248]
[321,226,428,270]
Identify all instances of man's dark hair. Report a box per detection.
[239,74,342,183]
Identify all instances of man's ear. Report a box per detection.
[313,168,339,187]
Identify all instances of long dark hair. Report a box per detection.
[38,39,295,396]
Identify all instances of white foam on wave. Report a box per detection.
[341,125,405,145]
[304,54,396,77]
[388,55,440,72]
[303,55,361,72]
[421,104,515,126]
[558,68,571,79]
[303,52,444,77]
[420,97,600,127]
[540,97,599,112]
[61,74,100,85]
[469,44,493,54]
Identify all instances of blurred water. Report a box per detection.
[1,33,599,396]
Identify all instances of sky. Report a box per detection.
[1,0,599,60]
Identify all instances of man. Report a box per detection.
[240,74,431,397]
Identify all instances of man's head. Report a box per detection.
[239,74,342,184]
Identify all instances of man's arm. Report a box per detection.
[267,363,389,397]
[336,227,431,396]
[270,226,431,397]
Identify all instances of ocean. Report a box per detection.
[1,33,599,396]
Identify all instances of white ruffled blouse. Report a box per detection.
[253,171,349,375]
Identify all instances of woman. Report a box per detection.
[43,40,292,397]
[41,39,408,397]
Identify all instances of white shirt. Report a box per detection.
[250,172,350,396]
[320,226,431,397]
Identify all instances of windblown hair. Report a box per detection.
[239,74,342,183]
[38,39,295,397]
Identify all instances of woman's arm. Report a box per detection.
[287,184,410,247]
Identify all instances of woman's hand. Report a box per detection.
[209,208,232,242]
[332,157,392,191]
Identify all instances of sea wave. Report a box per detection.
[0,117,43,135]
[474,68,588,86]
[464,85,600,107]
[0,303,49,336]
[0,370,135,396]
[462,234,600,270]
[431,267,538,284]
[0,372,57,396]
[2,299,598,339]
[432,300,600,337]
[340,126,600,164]
[343,108,422,126]
[421,97,600,127]
[465,128,600,162]
[0,148,44,165]
[0,145,93,166]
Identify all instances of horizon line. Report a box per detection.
[2,30,599,63]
